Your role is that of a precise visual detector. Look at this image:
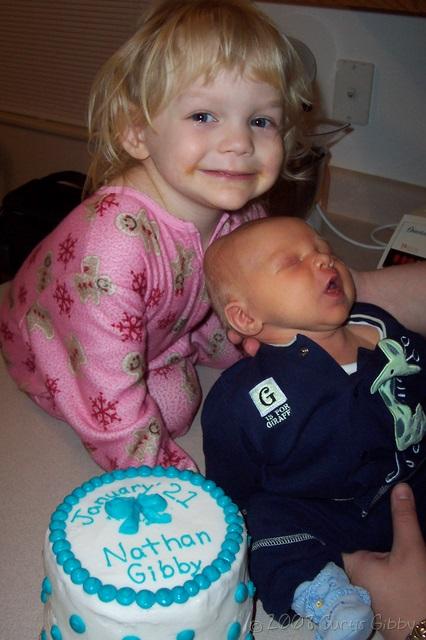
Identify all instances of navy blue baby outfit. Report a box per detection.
[202,302,426,620]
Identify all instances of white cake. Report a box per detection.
[40,465,255,640]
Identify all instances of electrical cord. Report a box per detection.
[370,223,397,247]
[315,204,396,251]
[306,121,352,138]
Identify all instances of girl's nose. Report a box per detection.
[217,123,254,155]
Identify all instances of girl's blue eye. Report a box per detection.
[191,112,214,123]
[251,117,272,129]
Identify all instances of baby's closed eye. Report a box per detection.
[276,255,300,270]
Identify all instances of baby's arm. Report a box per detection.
[201,376,259,505]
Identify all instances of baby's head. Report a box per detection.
[86,0,310,193]
[204,217,355,344]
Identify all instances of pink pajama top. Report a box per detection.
[0,187,263,471]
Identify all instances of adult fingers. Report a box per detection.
[390,483,425,554]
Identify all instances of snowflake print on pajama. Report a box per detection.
[0,187,264,470]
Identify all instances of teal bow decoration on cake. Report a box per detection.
[105,493,172,534]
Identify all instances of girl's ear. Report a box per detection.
[121,125,150,161]
[225,301,262,337]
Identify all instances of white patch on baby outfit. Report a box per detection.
[249,377,288,417]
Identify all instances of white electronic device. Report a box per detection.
[377,210,426,269]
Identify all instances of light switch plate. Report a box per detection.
[332,59,375,125]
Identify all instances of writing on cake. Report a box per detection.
[70,480,198,524]
[103,530,212,584]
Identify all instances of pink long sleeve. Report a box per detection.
[0,188,264,470]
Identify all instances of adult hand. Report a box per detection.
[343,483,426,640]
[227,328,260,357]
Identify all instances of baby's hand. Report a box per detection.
[227,328,260,357]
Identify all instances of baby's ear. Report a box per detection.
[225,301,262,337]
[121,124,150,161]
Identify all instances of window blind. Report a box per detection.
[0,0,151,136]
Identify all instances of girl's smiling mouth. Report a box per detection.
[200,169,256,180]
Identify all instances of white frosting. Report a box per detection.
[41,468,254,640]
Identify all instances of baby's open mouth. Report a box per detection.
[326,274,341,293]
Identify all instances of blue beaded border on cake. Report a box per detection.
[48,465,246,609]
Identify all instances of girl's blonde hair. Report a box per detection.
[86,0,311,195]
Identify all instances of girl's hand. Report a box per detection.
[343,483,426,640]
[227,328,260,357]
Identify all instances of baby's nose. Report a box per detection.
[314,252,334,269]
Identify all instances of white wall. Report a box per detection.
[257,2,426,188]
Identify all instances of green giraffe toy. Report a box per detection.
[370,338,426,452]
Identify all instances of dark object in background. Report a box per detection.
[0,171,86,283]
[266,145,329,219]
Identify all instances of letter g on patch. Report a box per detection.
[249,377,288,417]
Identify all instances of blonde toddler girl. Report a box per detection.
[0,0,308,471]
